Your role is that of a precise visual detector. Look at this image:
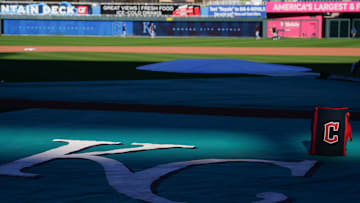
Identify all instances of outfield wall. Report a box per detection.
[0,1,266,38]
[0,15,264,37]
[0,1,266,18]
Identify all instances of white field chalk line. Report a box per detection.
[24,48,37,51]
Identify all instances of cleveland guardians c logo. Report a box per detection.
[323,121,340,144]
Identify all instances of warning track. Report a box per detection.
[1,46,360,56]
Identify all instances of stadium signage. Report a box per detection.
[133,21,260,37]
[0,2,91,15]
[0,139,318,202]
[266,2,360,13]
[285,22,300,27]
[208,5,266,18]
[101,4,200,17]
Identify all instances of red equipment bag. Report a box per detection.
[310,107,352,156]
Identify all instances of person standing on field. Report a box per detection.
[255,24,260,40]
[272,26,278,40]
[351,27,357,38]
[122,24,126,38]
[151,23,155,38]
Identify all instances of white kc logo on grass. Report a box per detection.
[0,139,318,203]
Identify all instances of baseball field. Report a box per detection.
[1,36,360,82]
[0,36,360,203]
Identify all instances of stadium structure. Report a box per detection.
[0,0,360,203]
[0,0,359,38]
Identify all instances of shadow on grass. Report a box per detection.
[288,63,356,76]
[0,60,358,82]
[0,60,259,82]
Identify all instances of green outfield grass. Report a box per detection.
[0,52,358,82]
[1,36,360,47]
[1,36,359,82]
[1,52,359,63]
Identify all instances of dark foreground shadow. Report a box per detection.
[1,60,358,82]
[302,140,312,153]
[0,60,257,82]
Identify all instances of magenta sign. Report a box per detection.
[267,15,322,38]
[266,2,360,13]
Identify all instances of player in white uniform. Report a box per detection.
[151,23,155,38]
[255,25,260,40]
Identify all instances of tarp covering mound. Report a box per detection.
[137,59,312,75]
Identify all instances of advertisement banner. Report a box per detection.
[208,5,266,18]
[267,15,322,38]
[101,4,200,17]
[2,19,261,37]
[0,1,92,15]
[3,19,133,36]
[266,2,360,13]
[133,21,260,37]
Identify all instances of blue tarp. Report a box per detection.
[136,59,311,74]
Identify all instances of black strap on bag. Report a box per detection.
[310,107,352,156]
